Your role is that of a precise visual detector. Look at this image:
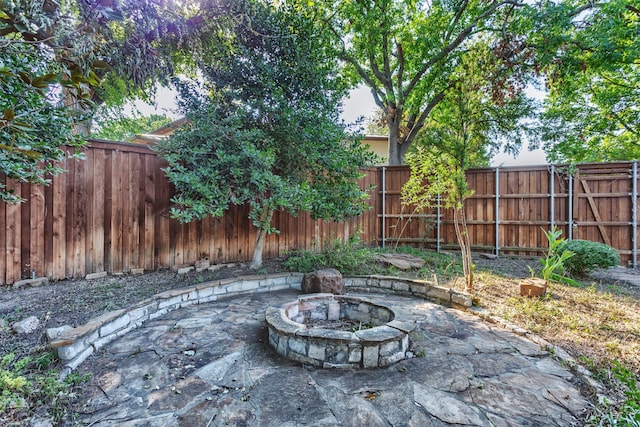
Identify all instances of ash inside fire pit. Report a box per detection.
[304,318,372,331]
[265,293,415,369]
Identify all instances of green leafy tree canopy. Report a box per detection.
[90,110,172,142]
[402,42,535,291]
[537,0,640,163]
[0,0,212,203]
[156,0,377,268]
[309,0,532,165]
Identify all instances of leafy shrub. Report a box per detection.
[558,239,620,277]
[282,250,326,273]
[540,227,577,285]
[283,235,377,276]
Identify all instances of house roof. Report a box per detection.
[129,117,189,144]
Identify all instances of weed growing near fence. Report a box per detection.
[540,226,577,285]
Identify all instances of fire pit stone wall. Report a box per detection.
[265,293,415,369]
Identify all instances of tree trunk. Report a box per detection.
[386,110,415,165]
[387,121,403,166]
[454,206,473,292]
[250,207,274,269]
[251,227,267,270]
[62,87,93,136]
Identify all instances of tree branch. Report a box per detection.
[404,84,451,146]
[444,0,470,42]
[404,0,524,99]
[627,5,640,16]
[396,41,405,107]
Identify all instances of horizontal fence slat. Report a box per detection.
[380,162,638,267]
[1,142,638,285]
[469,193,569,199]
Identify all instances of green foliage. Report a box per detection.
[611,362,640,425]
[0,0,194,203]
[400,42,537,292]
[404,145,476,290]
[309,0,534,164]
[158,105,279,223]
[410,42,538,165]
[558,240,621,277]
[283,235,377,276]
[0,2,89,203]
[399,39,538,291]
[0,352,91,424]
[590,362,640,426]
[540,227,577,285]
[90,110,172,142]
[283,244,463,280]
[536,0,640,163]
[393,246,463,277]
[157,1,376,268]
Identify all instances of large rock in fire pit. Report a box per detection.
[301,268,344,295]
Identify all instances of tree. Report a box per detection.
[402,43,534,292]
[156,0,376,269]
[90,111,172,142]
[0,0,211,202]
[311,0,529,165]
[0,1,94,202]
[536,0,640,163]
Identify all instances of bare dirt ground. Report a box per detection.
[0,259,287,360]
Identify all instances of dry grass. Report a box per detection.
[436,266,640,423]
[456,270,640,376]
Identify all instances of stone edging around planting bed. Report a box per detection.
[47,273,472,376]
[468,307,606,398]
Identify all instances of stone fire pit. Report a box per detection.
[265,293,415,368]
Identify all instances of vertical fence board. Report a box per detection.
[64,158,74,278]
[130,153,142,271]
[29,182,45,277]
[0,187,5,285]
[103,149,113,272]
[21,184,31,279]
[3,141,639,285]
[52,159,66,279]
[84,150,95,275]
[92,149,106,272]
[143,154,155,270]
[154,155,170,269]
[76,157,88,277]
[111,150,124,273]
[44,176,53,278]
[6,181,21,283]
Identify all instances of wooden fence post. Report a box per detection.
[495,168,500,257]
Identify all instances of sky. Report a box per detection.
[342,85,548,167]
[139,85,548,167]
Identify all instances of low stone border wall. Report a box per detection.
[344,275,472,307]
[48,272,471,375]
[48,273,302,375]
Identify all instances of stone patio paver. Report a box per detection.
[77,290,591,426]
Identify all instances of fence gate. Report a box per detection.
[572,163,636,265]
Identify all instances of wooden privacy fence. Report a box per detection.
[0,140,379,286]
[2,139,639,286]
[380,162,639,267]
